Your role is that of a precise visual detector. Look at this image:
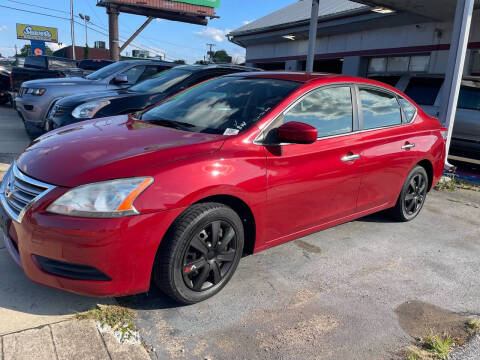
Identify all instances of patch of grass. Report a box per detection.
[466,319,480,330]
[76,305,134,329]
[435,175,458,192]
[405,351,421,360]
[403,346,435,360]
[422,333,454,360]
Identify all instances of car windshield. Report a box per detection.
[141,76,301,135]
[86,61,127,80]
[129,68,193,93]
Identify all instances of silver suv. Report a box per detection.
[15,60,176,136]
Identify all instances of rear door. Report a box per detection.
[356,85,418,212]
[264,85,364,241]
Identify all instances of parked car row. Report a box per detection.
[15,60,260,136]
[1,68,446,303]
[10,56,114,94]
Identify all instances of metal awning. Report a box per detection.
[352,0,480,20]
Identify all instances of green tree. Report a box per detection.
[174,59,186,64]
[17,44,30,57]
[17,44,53,57]
[212,50,232,63]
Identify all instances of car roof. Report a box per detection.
[174,64,262,72]
[119,60,177,66]
[225,71,366,84]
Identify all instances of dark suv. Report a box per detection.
[46,64,261,131]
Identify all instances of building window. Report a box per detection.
[387,56,410,72]
[368,55,430,74]
[470,51,480,75]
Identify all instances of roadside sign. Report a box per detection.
[16,24,58,43]
[171,0,220,8]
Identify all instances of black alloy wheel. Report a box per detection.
[391,165,429,222]
[154,202,244,304]
[404,173,427,216]
[182,220,238,292]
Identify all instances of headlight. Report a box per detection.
[72,100,110,119]
[47,177,153,218]
[26,88,46,96]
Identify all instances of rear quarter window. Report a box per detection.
[399,98,417,122]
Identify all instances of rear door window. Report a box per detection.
[359,88,402,129]
[284,86,354,138]
[404,77,443,106]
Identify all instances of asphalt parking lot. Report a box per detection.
[1,104,480,359]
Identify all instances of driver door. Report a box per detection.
[264,85,364,242]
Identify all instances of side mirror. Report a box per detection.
[112,75,128,85]
[276,121,317,144]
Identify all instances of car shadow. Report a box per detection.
[116,284,183,310]
[355,211,399,224]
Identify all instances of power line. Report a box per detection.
[0,4,71,20]
[7,0,69,14]
[0,2,194,61]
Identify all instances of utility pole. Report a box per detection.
[79,14,90,48]
[70,0,76,60]
[207,43,215,63]
[107,4,120,61]
[306,0,320,72]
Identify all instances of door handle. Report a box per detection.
[402,143,416,150]
[341,154,360,162]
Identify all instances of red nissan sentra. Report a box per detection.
[0,73,446,304]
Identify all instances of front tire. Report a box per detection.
[154,203,244,304]
[391,165,429,222]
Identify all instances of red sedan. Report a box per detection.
[0,72,446,304]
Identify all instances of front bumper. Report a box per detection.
[49,107,77,130]
[15,95,52,125]
[1,186,184,297]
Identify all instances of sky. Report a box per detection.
[0,0,295,63]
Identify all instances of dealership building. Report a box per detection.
[228,0,480,78]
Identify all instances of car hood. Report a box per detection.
[16,115,226,187]
[56,89,137,107]
[22,77,97,87]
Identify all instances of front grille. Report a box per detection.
[34,255,111,281]
[18,87,26,97]
[0,162,55,223]
[48,104,68,119]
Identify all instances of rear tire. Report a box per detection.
[154,203,244,304]
[390,165,429,222]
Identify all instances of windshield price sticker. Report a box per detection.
[223,128,240,136]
